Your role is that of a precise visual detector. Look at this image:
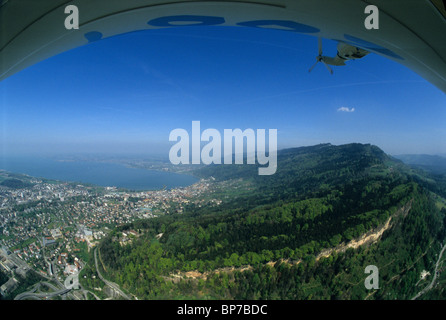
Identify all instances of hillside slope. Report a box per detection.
[95,143,446,299]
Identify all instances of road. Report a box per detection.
[94,247,132,300]
[412,242,446,300]
[14,285,71,300]
[9,245,125,300]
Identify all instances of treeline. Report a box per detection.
[219,190,446,300]
[100,188,444,300]
[100,177,413,271]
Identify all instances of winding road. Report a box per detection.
[94,247,132,300]
[412,242,446,300]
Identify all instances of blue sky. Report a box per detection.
[1,25,445,157]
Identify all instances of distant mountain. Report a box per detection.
[393,154,446,174]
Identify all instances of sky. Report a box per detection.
[1,25,445,157]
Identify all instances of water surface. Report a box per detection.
[0,156,198,190]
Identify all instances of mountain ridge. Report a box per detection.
[94,142,446,300]
[394,153,446,175]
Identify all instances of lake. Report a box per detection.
[0,156,198,191]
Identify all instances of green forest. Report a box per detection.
[96,143,446,299]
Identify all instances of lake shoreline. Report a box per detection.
[0,156,199,192]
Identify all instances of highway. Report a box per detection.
[94,247,132,300]
[7,245,129,300]
[14,284,71,300]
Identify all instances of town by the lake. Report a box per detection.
[0,169,220,299]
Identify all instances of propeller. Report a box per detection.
[309,37,333,75]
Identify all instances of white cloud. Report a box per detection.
[337,107,355,113]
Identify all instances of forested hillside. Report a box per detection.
[95,143,446,299]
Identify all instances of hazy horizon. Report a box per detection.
[2,141,446,160]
